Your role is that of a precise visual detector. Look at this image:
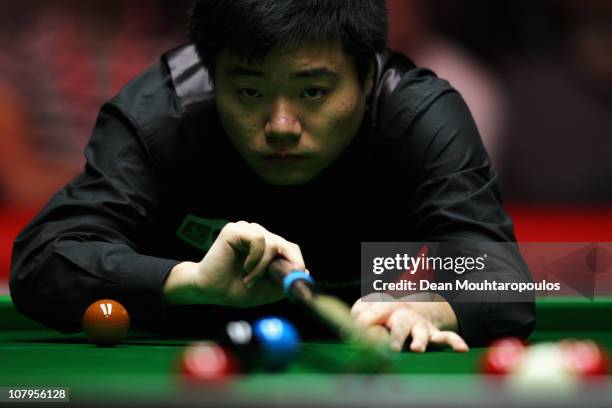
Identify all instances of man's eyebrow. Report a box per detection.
[225,66,341,80]
[290,68,341,80]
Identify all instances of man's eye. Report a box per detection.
[237,88,263,98]
[301,87,329,100]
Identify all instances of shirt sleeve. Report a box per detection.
[405,91,535,346]
[10,103,182,333]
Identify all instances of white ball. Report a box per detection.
[507,343,579,398]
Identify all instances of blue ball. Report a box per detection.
[252,317,300,369]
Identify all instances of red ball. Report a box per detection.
[179,342,239,383]
[481,337,526,375]
[561,340,608,377]
[82,299,130,347]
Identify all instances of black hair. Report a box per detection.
[187,0,388,85]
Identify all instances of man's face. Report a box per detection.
[214,40,372,186]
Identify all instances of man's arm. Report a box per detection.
[354,90,535,350]
[10,103,306,333]
[9,105,181,332]
[407,91,535,345]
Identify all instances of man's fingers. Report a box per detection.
[354,303,394,328]
[364,325,391,346]
[242,234,266,275]
[275,241,306,272]
[224,222,266,255]
[222,222,273,287]
[387,309,416,351]
[243,240,279,288]
[351,298,469,354]
[219,221,304,288]
[408,321,431,353]
[243,231,305,289]
[350,298,372,317]
[430,331,469,352]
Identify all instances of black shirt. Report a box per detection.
[10,45,535,345]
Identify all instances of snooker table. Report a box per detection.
[1,295,611,408]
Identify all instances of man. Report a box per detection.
[10,0,535,352]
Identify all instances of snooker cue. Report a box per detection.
[268,257,391,366]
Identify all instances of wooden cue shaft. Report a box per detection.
[267,258,390,357]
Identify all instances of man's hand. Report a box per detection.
[351,293,469,353]
[163,221,305,307]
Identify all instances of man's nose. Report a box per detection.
[264,101,302,150]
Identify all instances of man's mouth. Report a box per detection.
[262,154,307,164]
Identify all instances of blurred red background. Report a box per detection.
[1,0,611,293]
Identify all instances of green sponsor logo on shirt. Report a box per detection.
[176,214,229,252]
